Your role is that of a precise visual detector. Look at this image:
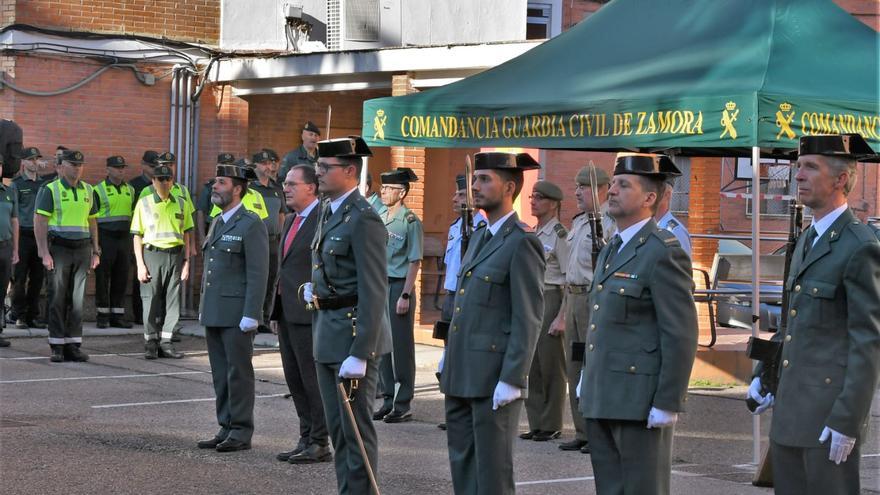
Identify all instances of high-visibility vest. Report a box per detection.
[39,179,95,240]
[209,189,269,220]
[95,179,134,225]
[130,191,193,249]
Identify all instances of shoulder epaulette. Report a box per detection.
[475,220,488,230]
[652,228,680,247]
[572,211,585,220]
[666,218,680,230]
[553,223,569,238]
[848,220,878,243]
[406,212,418,223]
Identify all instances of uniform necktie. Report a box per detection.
[605,234,623,267]
[802,226,817,260]
[283,215,304,258]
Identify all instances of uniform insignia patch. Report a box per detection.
[613,272,638,279]
[553,223,568,238]
[221,234,242,242]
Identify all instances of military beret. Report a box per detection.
[455,174,468,191]
[59,149,85,164]
[153,165,173,178]
[19,147,42,160]
[799,134,877,160]
[317,136,372,159]
[106,155,127,168]
[532,180,564,201]
[613,153,680,179]
[252,149,279,163]
[304,121,321,135]
[217,153,236,165]
[142,150,160,166]
[156,151,175,164]
[575,166,611,187]
[216,164,257,181]
[474,152,541,171]
[381,167,419,184]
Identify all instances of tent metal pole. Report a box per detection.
[360,157,369,196]
[751,145,762,466]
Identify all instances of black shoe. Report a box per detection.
[144,341,159,360]
[437,423,447,431]
[215,438,251,452]
[383,410,412,424]
[519,430,538,440]
[14,319,28,329]
[159,342,184,359]
[0,336,9,348]
[27,319,47,329]
[171,334,182,343]
[276,438,309,462]
[96,319,109,329]
[580,443,591,454]
[50,346,64,362]
[288,443,332,464]
[533,430,561,442]
[197,436,225,449]
[372,406,392,421]
[559,439,588,451]
[110,319,133,329]
[64,344,89,362]
[257,324,272,334]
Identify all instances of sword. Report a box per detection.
[337,380,381,495]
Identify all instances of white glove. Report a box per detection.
[438,350,445,374]
[646,407,679,429]
[302,282,313,304]
[819,426,856,465]
[492,381,522,410]
[747,376,774,414]
[576,370,584,399]
[338,355,367,379]
[239,316,259,333]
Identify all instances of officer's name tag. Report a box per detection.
[221,234,242,242]
[613,272,638,279]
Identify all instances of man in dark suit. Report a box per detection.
[749,134,880,494]
[269,164,331,464]
[579,153,697,495]
[310,136,391,494]
[439,151,545,495]
[197,163,270,453]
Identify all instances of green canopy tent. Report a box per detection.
[361,0,878,156]
[360,0,879,468]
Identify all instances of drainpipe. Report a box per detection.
[169,67,179,157]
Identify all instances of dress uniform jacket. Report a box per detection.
[580,220,697,420]
[770,209,880,448]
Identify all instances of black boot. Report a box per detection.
[64,343,90,362]
[159,342,184,359]
[50,345,64,362]
[144,340,159,360]
[0,336,9,348]
[96,315,110,329]
[110,318,133,329]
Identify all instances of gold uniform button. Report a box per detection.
[346,313,352,318]
[618,288,625,294]
[597,284,603,291]
[790,309,797,317]
[206,282,211,287]
[455,307,461,313]
[812,287,818,294]
[628,366,636,373]
[452,325,458,332]
[604,264,609,270]
[459,289,464,295]
[466,271,472,277]
[484,276,490,282]
[209,258,214,262]
[588,344,594,351]
[784,335,792,342]
[794,285,801,292]
[782,359,789,368]
[207,270,212,275]
[824,378,832,384]
[590,324,596,330]
[593,304,599,311]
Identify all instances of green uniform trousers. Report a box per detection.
[525,285,566,432]
[771,440,861,495]
[140,247,183,342]
[94,230,130,322]
[206,326,256,443]
[379,277,416,413]
[586,418,673,495]
[46,241,91,345]
[564,290,590,441]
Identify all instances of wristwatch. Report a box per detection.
[400,292,411,300]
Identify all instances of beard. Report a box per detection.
[211,190,231,208]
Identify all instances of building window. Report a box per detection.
[670,156,690,215]
[527,1,562,39]
[738,158,796,217]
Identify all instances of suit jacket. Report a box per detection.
[580,220,698,421]
[199,206,270,327]
[311,190,392,364]
[439,213,545,398]
[770,208,880,447]
[269,206,319,325]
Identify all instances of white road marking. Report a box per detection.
[516,476,594,486]
[0,349,276,361]
[862,453,880,458]
[0,367,282,384]
[92,393,286,409]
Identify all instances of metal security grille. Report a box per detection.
[327,0,341,50]
[345,0,379,41]
[671,156,691,214]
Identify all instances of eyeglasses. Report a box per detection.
[380,185,405,191]
[529,194,548,201]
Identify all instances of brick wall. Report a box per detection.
[11,0,220,44]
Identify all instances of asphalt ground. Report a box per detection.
[1,328,878,494]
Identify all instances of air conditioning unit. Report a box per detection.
[327,0,401,50]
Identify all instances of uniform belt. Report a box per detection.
[145,245,184,254]
[49,237,91,249]
[315,294,358,310]
[567,284,589,294]
[19,228,35,237]
[544,283,563,290]
[388,277,405,282]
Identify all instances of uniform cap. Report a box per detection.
[317,136,372,159]
[613,153,680,179]
[798,134,877,161]
[455,174,468,191]
[216,164,257,181]
[19,147,42,160]
[217,153,236,165]
[304,121,321,135]
[156,152,175,164]
[252,149,279,163]
[532,180,564,201]
[380,167,419,184]
[59,150,85,164]
[473,152,541,171]
[153,165,173,178]
[142,150,160,166]
[106,155,127,167]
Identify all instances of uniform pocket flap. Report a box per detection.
[220,283,245,297]
[797,364,846,388]
[609,279,647,298]
[216,241,242,253]
[325,237,351,256]
[476,267,508,285]
[469,333,507,353]
[804,280,837,299]
[607,351,661,375]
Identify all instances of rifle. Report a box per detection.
[433,155,475,341]
[586,162,606,268]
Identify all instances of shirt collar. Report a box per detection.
[221,201,244,223]
[536,217,559,236]
[299,198,319,217]
[488,210,516,236]
[59,177,84,190]
[657,211,675,228]
[812,203,848,243]
[617,217,652,252]
[329,186,359,214]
